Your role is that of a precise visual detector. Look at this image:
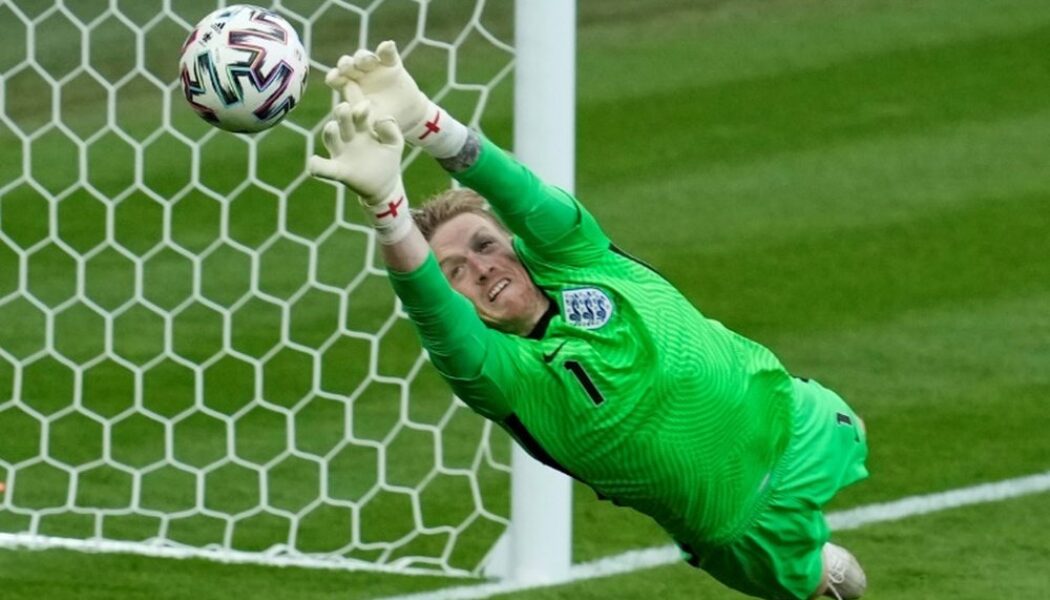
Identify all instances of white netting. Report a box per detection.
[0,0,516,575]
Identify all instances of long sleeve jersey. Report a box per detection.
[388,137,794,549]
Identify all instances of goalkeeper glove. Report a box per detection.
[325,41,468,159]
[307,101,413,244]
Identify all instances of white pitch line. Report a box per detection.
[373,470,1050,600]
[0,533,464,578]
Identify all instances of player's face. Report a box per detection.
[430,212,549,336]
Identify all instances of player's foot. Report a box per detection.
[821,542,866,599]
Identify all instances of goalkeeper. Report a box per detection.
[308,42,870,600]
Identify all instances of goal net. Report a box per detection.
[0,0,564,577]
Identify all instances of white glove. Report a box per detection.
[325,41,468,158]
[307,101,413,244]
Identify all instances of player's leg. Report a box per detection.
[678,378,870,599]
[685,521,867,600]
[788,377,869,599]
[680,500,826,600]
[812,542,867,599]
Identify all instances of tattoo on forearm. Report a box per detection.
[437,130,481,173]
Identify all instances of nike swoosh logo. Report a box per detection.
[542,341,568,364]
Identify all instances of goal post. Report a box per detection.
[501,0,576,584]
[0,0,574,581]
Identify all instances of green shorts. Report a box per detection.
[684,377,869,600]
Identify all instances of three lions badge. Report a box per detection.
[562,288,613,329]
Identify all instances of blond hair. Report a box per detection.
[412,188,509,241]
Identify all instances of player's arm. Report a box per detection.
[306,100,513,420]
[326,42,609,265]
[445,132,610,266]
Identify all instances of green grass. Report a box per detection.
[2,0,1050,598]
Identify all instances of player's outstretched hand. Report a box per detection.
[325,41,429,134]
[308,101,414,244]
[307,100,403,204]
[325,41,468,159]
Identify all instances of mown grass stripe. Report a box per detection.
[371,471,1050,600]
[579,23,1050,185]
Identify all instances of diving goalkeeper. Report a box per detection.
[308,42,870,600]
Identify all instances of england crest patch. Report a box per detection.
[562,287,613,329]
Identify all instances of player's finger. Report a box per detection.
[336,54,364,80]
[356,50,382,73]
[306,155,340,181]
[324,66,347,91]
[374,117,402,147]
[353,48,380,73]
[350,100,372,134]
[321,120,342,155]
[340,80,366,106]
[334,102,355,141]
[376,40,400,67]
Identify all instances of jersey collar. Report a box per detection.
[525,296,558,340]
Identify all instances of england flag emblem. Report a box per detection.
[562,288,613,329]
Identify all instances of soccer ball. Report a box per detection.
[179,5,308,133]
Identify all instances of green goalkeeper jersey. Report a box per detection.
[389,138,794,547]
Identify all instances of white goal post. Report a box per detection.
[0,0,573,582]
[500,0,575,585]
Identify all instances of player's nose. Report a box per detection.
[468,256,491,283]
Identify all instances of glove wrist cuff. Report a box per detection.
[404,100,469,159]
[362,182,413,245]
